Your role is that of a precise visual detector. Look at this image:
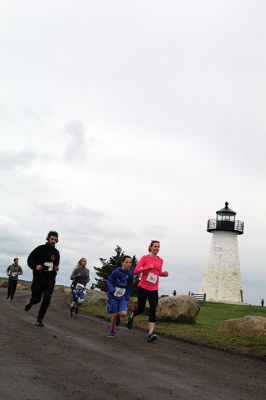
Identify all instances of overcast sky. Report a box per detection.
[1,1,265,305]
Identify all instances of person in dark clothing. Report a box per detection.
[6,258,23,300]
[25,231,60,327]
[69,258,90,318]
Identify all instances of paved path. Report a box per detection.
[0,288,265,400]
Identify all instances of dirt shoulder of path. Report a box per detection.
[81,298,266,361]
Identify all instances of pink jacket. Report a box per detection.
[134,254,165,291]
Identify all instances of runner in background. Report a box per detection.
[70,258,90,318]
[106,255,133,338]
[127,240,168,342]
[6,258,23,300]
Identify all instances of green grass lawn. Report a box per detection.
[80,300,266,358]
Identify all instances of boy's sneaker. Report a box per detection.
[147,333,157,343]
[35,319,44,327]
[127,313,134,329]
[25,301,33,311]
[115,315,120,326]
[107,330,115,338]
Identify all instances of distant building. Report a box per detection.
[199,202,244,304]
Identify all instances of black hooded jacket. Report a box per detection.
[27,243,60,279]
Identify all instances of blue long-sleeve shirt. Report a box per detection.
[107,267,132,300]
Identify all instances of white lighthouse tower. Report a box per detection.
[200,202,244,303]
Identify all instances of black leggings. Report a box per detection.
[134,287,158,323]
[7,279,18,299]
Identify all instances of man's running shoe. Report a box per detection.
[115,315,120,326]
[25,301,32,311]
[127,313,134,329]
[35,319,44,327]
[107,330,115,338]
[147,333,157,343]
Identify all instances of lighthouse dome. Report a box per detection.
[216,201,236,216]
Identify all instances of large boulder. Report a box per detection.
[54,285,67,293]
[156,295,200,323]
[86,289,107,306]
[127,297,138,312]
[0,279,8,288]
[53,285,71,294]
[220,316,266,336]
[16,283,29,290]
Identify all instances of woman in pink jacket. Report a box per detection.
[127,240,168,342]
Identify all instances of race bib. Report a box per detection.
[44,262,54,271]
[114,287,125,297]
[146,272,157,284]
[11,272,18,277]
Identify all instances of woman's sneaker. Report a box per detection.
[147,333,157,342]
[107,330,115,338]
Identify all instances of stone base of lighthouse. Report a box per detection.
[199,231,243,303]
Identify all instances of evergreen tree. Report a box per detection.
[94,245,139,294]
[130,254,140,296]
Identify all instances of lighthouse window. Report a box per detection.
[217,215,222,221]
[220,215,235,221]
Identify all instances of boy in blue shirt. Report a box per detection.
[107,255,133,337]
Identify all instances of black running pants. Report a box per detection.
[30,277,55,320]
[7,278,18,299]
[134,286,158,323]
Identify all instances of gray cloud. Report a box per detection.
[0,147,36,170]
[0,203,136,285]
[35,202,137,242]
[143,225,167,239]
[62,120,96,164]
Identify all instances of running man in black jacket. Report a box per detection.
[25,231,60,326]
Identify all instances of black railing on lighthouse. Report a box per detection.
[207,219,244,234]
